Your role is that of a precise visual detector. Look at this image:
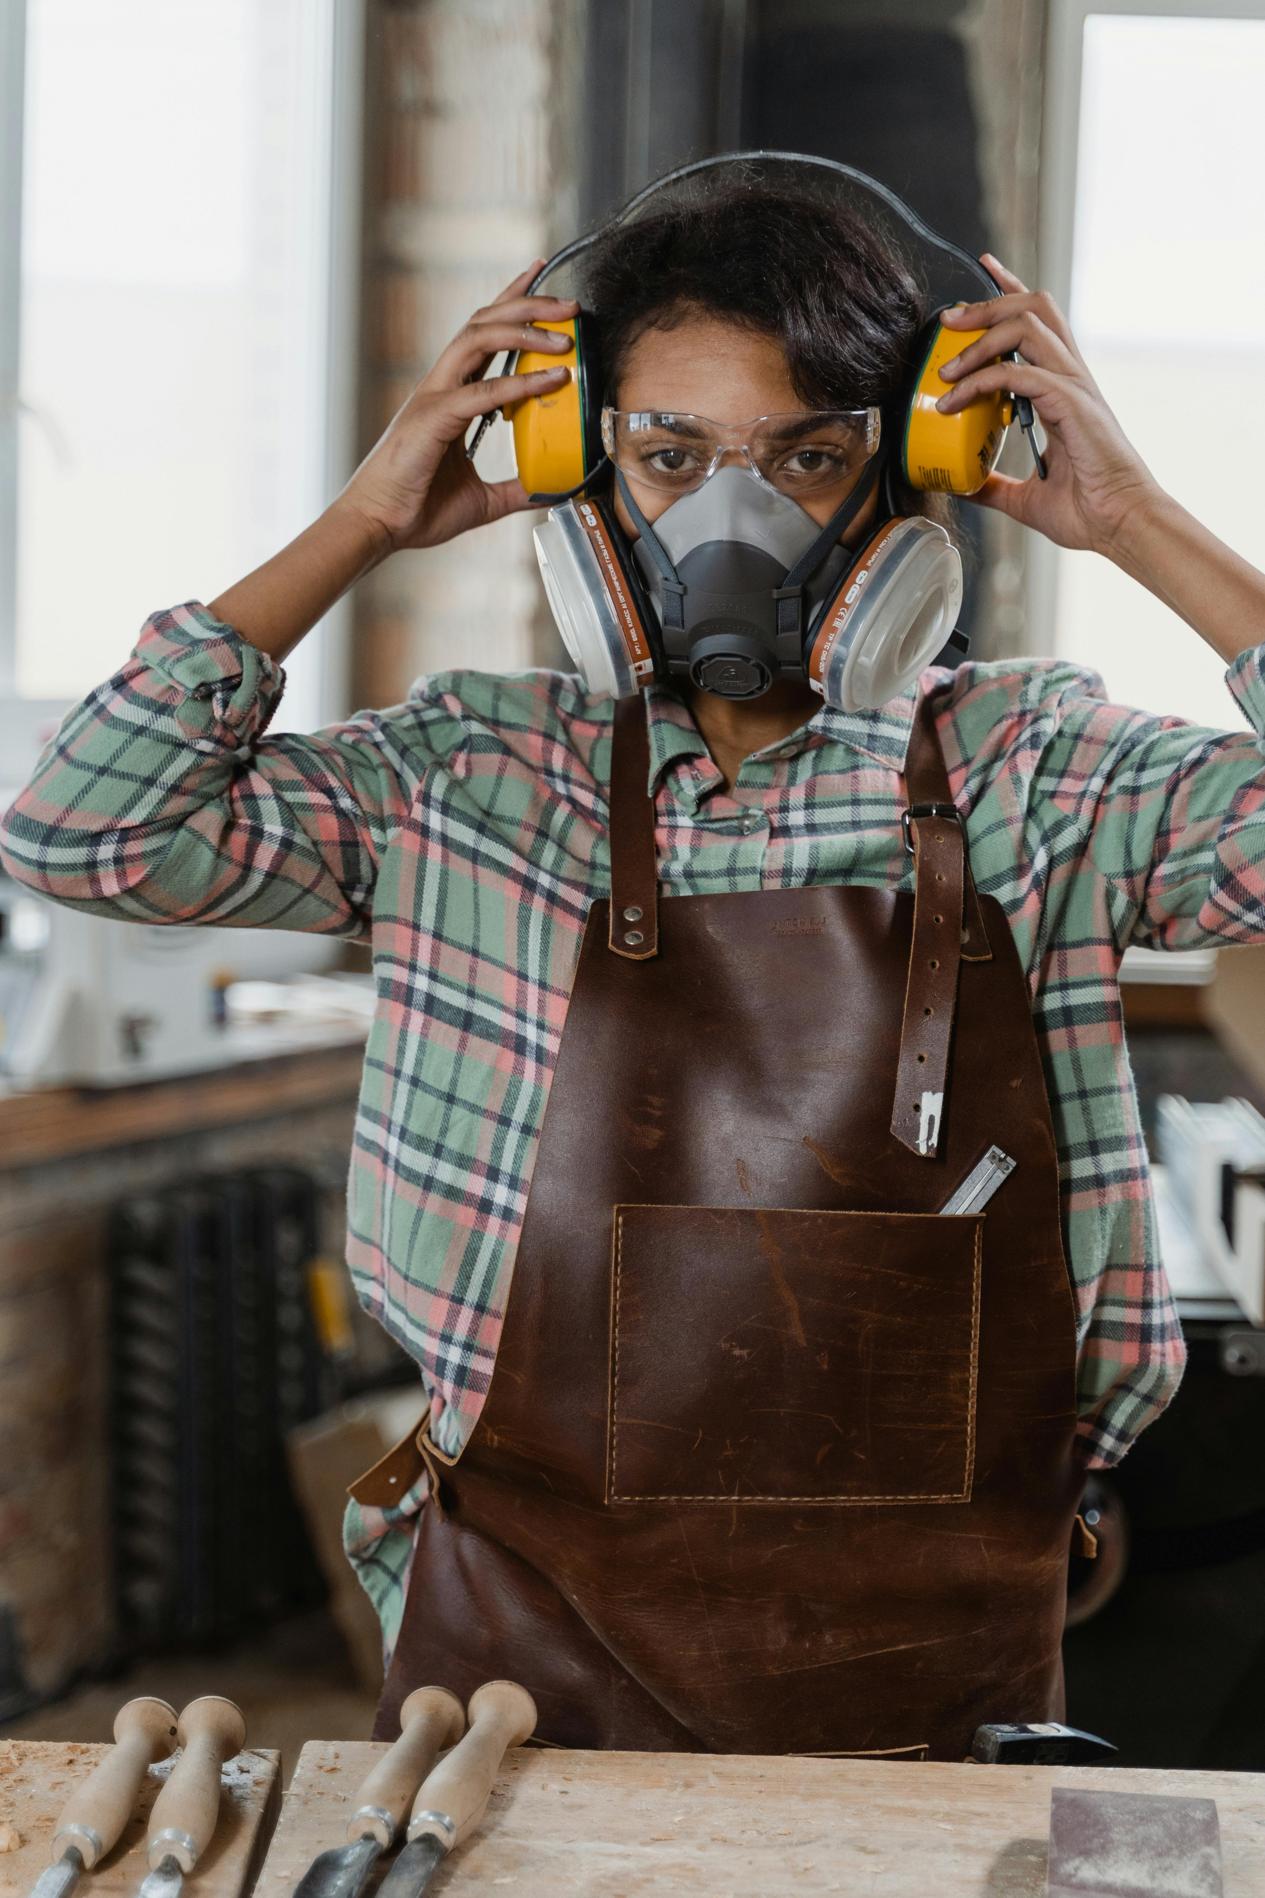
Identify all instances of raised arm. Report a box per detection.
[0,263,577,935]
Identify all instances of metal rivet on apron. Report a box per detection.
[622,906,643,922]
[624,930,645,946]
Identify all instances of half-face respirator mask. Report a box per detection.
[467,151,1047,712]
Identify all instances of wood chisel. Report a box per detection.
[289,1686,465,1898]
[135,1698,246,1898]
[27,1698,179,1898]
[375,1680,538,1898]
[972,1721,1117,1765]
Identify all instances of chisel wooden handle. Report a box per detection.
[146,1697,246,1873]
[405,1680,537,1852]
[346,1686,465,1846]
[50,1697,178,1868]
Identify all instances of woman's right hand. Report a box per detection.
[337,260,578,555]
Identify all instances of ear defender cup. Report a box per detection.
[531,493,659,699]
[505,310,603,501]
[902,309,1015,495]
[805,515,964,712]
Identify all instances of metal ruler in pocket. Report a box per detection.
[939,1144,1016,1215]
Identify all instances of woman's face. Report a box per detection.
[610,313,881,543]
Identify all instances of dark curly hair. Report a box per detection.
[582,176,964,556]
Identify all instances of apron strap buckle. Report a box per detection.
[901,801,960,853]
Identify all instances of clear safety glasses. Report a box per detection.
[600,406,882,499]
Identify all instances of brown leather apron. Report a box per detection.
[355,683,1086,1760]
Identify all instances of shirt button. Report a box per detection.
[741,812,761,834]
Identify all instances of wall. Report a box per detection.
[352,0,584,712]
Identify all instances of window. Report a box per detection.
[1034,2,1265,732]
[1,0,363,781]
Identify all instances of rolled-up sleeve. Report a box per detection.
[1034,642,1265,954]
[0,600,415,938]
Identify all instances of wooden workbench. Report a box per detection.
[0,1041,365,1172]
[252,1741,1265,1896]
[0,1743,281,1898]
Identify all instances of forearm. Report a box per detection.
[206,498,389,664]
[0,604,393,933]
[1103,487,1265,668]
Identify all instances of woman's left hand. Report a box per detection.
[936,254,1163,557]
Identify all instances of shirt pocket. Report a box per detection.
[607,1203,983,1506]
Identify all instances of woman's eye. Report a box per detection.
[642,446,699,478]
[778,447,846,477]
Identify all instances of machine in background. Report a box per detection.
[0,868,351,1087]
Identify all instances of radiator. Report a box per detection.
[107,1165,333,1649]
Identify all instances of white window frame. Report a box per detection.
[0,0,364,777]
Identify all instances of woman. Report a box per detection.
[5,168,1265,1759]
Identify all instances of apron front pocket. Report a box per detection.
[608,1202,983,1506]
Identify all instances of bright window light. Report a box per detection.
[1050,11,1265,728]
[15,0,344,728]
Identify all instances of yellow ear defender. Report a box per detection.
[903,309,1015,493]
[504,314,603,502]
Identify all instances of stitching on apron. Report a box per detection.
[963,1215,982,1496]
[608,1207,982,1505]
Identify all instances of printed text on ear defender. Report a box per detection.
[577,504,656,678]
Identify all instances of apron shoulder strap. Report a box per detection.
[904,685,992,961]
[891,682,993,1160]
[608,695,660,960]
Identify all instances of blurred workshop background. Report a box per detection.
[3,0,1265,1776]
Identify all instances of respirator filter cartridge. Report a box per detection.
[808,516,963,712]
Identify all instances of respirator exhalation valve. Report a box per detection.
[689,626,776,699]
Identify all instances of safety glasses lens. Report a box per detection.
[601,409,880,495]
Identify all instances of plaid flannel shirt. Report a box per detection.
[6,597,1265,1647]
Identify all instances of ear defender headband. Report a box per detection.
[492,153,1046,503]
[469,151,1047,710]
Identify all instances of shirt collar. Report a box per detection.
[641,676,920,794]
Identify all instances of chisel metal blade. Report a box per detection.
[27,1851,84,1898]
[375,1837,447,1898]
[137,1854,183,1898]
[291,1834,383,1898]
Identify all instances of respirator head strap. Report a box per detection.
[614,466,687,631]
[773,454,884,639]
